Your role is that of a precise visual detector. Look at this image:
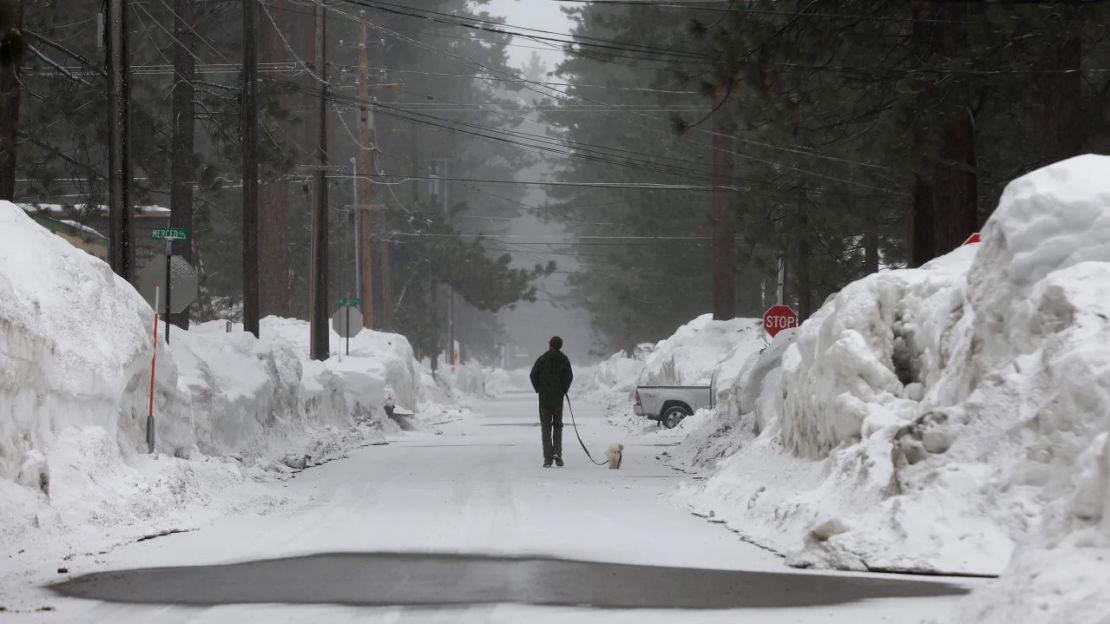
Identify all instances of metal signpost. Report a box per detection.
[139,229,194,455]
[150,228,189,343]
[333,297,363,356]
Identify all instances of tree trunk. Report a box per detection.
[169,0,195,329]
[864,207,880,274]
[910,0,977,263]
[1043,23,1082,163]
[936,108,977,251]
[909,0,936,267]
[711,128,736,320]
[0,0,21,200]
[796,190,812,320]
[910,173,935,267]
[861,222,879,273]
[259,181,290,317]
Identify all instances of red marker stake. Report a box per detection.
[147,284,160,454]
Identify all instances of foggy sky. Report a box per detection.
[483,0,598,366]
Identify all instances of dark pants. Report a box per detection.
[539,403,564,461]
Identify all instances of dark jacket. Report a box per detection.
[530,348,573,409]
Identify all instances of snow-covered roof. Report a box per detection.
[18,203,171,217]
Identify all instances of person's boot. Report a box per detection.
[554,455,564,467]
[543,459,553,468]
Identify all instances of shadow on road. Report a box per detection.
[51,552,968,610]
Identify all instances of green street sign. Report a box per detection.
[152,227,188,240]
[337,297,361,307]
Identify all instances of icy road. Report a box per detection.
[34,391,970,623]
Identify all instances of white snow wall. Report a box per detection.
[680,155,1110,583]
[0,202,163,480]
[0,201,421,484]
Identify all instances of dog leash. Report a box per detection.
[565,394,608,466]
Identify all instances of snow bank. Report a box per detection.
[0,200,440,554]
[258,316,424,417]
[637,315,764,398]
[584,317,765,434]
[436,361,521,398]
[676,155,1110,605]
[0,201,158,481]
[577,343,653,400]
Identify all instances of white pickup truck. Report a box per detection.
[634,382,714,429]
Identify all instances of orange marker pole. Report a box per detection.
[147,284,160,454]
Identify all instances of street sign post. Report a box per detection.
[151,227,188,240]
[149,228,189,343]
[137,254,199,345]
[763,304,799,338]
[332,302,363,356]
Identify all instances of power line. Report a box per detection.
[336,0,711,62]
[301,79,907,197]
[322,3,904,189]
[326,173,734,191]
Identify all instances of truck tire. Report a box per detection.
[661,404,691,429]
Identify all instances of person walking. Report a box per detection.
[529,336,574,467]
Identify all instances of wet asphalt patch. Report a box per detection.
[51,552,968,610]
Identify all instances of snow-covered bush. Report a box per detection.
[676,154,1110,609]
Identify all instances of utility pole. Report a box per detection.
[242,0,260,337]
[710,127,736,321]
[356,20,375,328]
[441,160,455,369]
[351,156,359,311]
[170,0,195,330]
[107,0,133,281]
[0,0,22,200]
[309,0,329,361]
[377,33,393,331]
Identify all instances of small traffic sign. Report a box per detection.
[963,232,981,246]
[763,304,799,338]
[136,254,199,315]
[151,227,188,240]
[332,305,364,339]
[337,297,361,307]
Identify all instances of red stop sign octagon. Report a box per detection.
[763,305,799,338]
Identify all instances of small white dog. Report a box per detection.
[605,443,624,469]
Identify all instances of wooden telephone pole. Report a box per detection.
[107,0,133,281]
[170,0,195,329]
[309,0,330,361]
[356,20,375,328]
[242,0,260,337]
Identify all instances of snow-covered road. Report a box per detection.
[11,391,973,622]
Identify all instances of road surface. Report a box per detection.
[36,390,970,622]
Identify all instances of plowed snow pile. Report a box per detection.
[675,155,1110,621]
[0,200,445,557]
[584,316,765,434]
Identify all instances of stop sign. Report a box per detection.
[763,305,798,338]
